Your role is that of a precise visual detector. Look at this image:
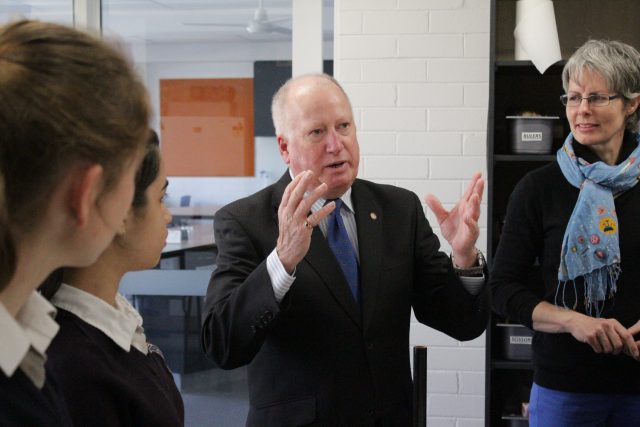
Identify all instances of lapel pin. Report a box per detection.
[370,212,377,220]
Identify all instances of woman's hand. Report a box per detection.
[532,301,640,360]
[625,320,640,360]
[567,314,639,360]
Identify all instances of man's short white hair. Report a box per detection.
[270,73,352,139]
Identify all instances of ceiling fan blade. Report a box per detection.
[269,25,291,35]
[182,22,245,28]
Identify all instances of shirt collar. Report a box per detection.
[288,169,354,214]
[0,292,59,378]
[52,284,147,354]
[311,186,354,215]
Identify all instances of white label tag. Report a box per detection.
[510,336,532,345]
[521,132,543,142]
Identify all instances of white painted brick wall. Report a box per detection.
[428,59,488,82]
[398,83,463,107]
[398,34,463,58]
[399,0,464,9]
[362,108,427,131]
[428,108,487,131]
[362,60,427,82]
[464,34,490,58]
[335,0,490,424]
[343,83,396,106]
[339,11,363,34]
[397,132,462,155]
[363,11,428,34]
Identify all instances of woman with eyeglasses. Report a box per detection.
[490,39,640,427]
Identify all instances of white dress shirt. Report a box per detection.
[0,291,59,388]
[52,284,148,355]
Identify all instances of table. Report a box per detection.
[169,205,221,220]
[162,223,216,267]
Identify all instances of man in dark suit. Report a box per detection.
[202,74,489,426]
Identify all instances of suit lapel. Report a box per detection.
[351,180,384,333]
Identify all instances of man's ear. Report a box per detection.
[277,135,290,165]
[69,164,104,228]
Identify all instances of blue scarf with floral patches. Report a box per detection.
[557,132,640,316]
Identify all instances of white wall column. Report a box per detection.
[292,0,323,76]
[73,0,101,37]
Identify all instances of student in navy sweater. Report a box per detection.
[0,20,150,426]
[43,138,185,427]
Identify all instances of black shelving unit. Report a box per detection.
[485,1,640,426]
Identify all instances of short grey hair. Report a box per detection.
[562,39,640,132]
[271,73,352,138]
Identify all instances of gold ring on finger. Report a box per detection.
[304,220,313,229]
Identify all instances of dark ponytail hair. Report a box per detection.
[131,130,161,212]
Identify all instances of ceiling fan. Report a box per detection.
[183,0,290,35]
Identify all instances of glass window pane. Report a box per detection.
[0,0,73,26]
[101,2,309,426]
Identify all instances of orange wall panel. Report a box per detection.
[160,78,254,176]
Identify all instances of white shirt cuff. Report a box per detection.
[267,249,296,303]
[459,275,485,296]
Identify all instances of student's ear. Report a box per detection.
[116,211,134,237]
[116,219,127,237]
[69,164,104,228]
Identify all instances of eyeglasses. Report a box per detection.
[560,93,621,107]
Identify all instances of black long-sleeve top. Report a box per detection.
[490,132,640,393]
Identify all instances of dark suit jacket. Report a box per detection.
[202,172,489,426]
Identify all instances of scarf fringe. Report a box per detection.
[555,264,621,317]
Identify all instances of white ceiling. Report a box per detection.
[1,0,333,44]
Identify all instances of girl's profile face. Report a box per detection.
[120,158,171,271]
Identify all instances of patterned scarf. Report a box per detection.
[557,132,640,316]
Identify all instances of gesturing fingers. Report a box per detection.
[306,200,336,228]
[280,171,305,211]
[288,171,315,215]
[424,194,448,225]
[462,172,483,202]
[276,171,334,272]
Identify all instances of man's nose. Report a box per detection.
[326,128,343,153]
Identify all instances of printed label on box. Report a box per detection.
[510,336,532,345]
[521,132,543,142]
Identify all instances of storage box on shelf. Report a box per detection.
[507,115,559,154]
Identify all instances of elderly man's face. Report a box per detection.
[278,79,360,199]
